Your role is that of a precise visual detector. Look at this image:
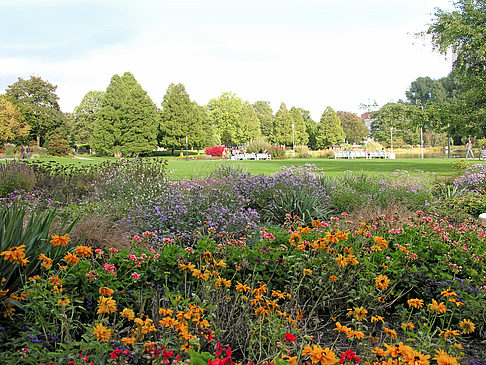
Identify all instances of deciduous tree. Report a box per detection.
[316,107,344,148]
[0,95,30,145]
[73,91,104,146]
[337,111,368,145]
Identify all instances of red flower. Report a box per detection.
[284,332,296,342]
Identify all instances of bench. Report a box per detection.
[334,150,389,159]
[481,150,486,160]
[230,153,271,161]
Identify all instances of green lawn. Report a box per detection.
[3,155,473,178]
[165,158,461,178]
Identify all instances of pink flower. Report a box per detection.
[103,264,116,275]
[132,272,141,279]
[133,235,141,243]
[341,212,349,217]
[94,249,103,255]
[109,248,118,253]
[154,254,160,259]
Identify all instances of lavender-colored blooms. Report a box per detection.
[454,163,486,194]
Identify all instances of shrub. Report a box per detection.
[4,143,15,158]
[245,140,271,153]
[0,161,36,197]
[294,145,309,155]
[205,146,225,157]
[46,134,71,156]
[454,163,486,194]
[268,146,286,159]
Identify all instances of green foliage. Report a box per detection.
[245,139,272,153]
[337,111,368,145]
[253,101,274,141]
[159,83,205,150]
[272,103,293,145]
[0,206,77,294]
[73,91,104,146]
[208,92,261,145]
[289,107,308,145]
[0,161,36,197]
[267,146,286,159]
[47,133,71,156]
[315,106,344,148]
[92,72,158,156]
[0,95,30,145]
[5,76,65,147]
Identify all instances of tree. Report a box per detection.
[159,83,204,153]
[92,72,158,156]
[337,111,368,145]
[427,0,486,138]
[72,91,104,146]
[253,101,274,141]
[289,107,309,145]
[273,103,293,145]
[406,77,447,105]
[299,109,318,150]
[315,107,345,148]
[207,92,260,145]
[0,95,30,145]
[5,76,65,146]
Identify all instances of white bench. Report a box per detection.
[334,150,388,159]
[231,153,271,160]
[481,150,486,160]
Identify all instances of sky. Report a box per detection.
[0,0,455,120]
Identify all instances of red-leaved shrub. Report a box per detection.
[205,146,225,157]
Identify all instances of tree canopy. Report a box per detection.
[72,91,104,146]
[337,111,368,145]
[0,95,30,145]
[92,72,158,156]
[316,107,344,148]
[5,76,65,146]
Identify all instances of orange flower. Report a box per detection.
[51,234,70,247]
[375,274,390,290]
[459,319,475,334]
[441,287,457,298]
[329,275,338,282]
[0,245,29,266]
[92,322,112,342]
[289,232,302,246]
[374,236,388,249]
[433,349,459,365]
[121,337,136,345]
[99,286,114,297]
[303,269,312,276]
[57,298,70,307]
[311,219,321,228]
[401,322,415,330]
[48,274,61,285]
[75,245,93,257]
[97,296,117,314]
[407,298,424,309]
[383,327,397,339]
[346,306,368,321]
[281,355,297,365]
[371,315,384,323]
[38,254,53,269]
[121,308,135,320]
[63,252,79,265]
[429,299,446,314]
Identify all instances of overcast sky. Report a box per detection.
[0,0,454,120]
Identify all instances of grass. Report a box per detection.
[1,155,469,178]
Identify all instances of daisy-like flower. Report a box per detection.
[121,337,136,345]
[429,299,446,314]
[57,298,70,307]
[383,327,397,339]
[329,275,338,282]
[441,287,457,298]
[0,245,29,266]
[439,329,460,340]
[63,252,79,265]
[97,296,117,314]
[403,349,430,365]
[92,322,112,342]
[75,245,93,258]
[407,298,424,309]
[121,308,135,320]
[51,234,70,247]
[38,254,53,269]
[433,349,459,365]
[375,274,390,290]
[459,319,475,334]
[371,315,384,323]
[99,286,114,297]
[235,282,251,292]
[374,236,388,249]
[303,269,312,276]
[346,306,368,321]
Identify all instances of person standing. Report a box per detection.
[20,145,25,159]
[465,139,475,159]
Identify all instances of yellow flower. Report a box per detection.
[75,245,93,257]
[407,298,424,309]
[254,306,269,316]
[371,315,384,323]
[383,327,397,339]
[38,254,53,269]
[57,298,70,307]
[429,299,446,314]
[99,286,114,297]
[311,219,321,227]
[401,322,415,330]
[0,245,29,266]
[336,254,348,267]
[448,298,464,307]
[158,308,174,316]
[28,275,41,282]
[289,232,302,246]
[179,262,195,271]
[441,287,457,298]
[213,259,226,268]
[215,276,231,289]
[303,269,312,276]
[375,274,390,290]
[433,349,459,365]
[97,296,117,314]
[51,234,70,247]
[329,275,338,282]
[121,308,135,320]
[302,345,338,365]
[346,306,367,321]
[403,349,430,365]
[459,319,475,334]
[92,322,112,342]
[121,337,136,345]
[63,252,79,265]
[374,236,388,249]
[439,329,460,340]
[281,355,297,365]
